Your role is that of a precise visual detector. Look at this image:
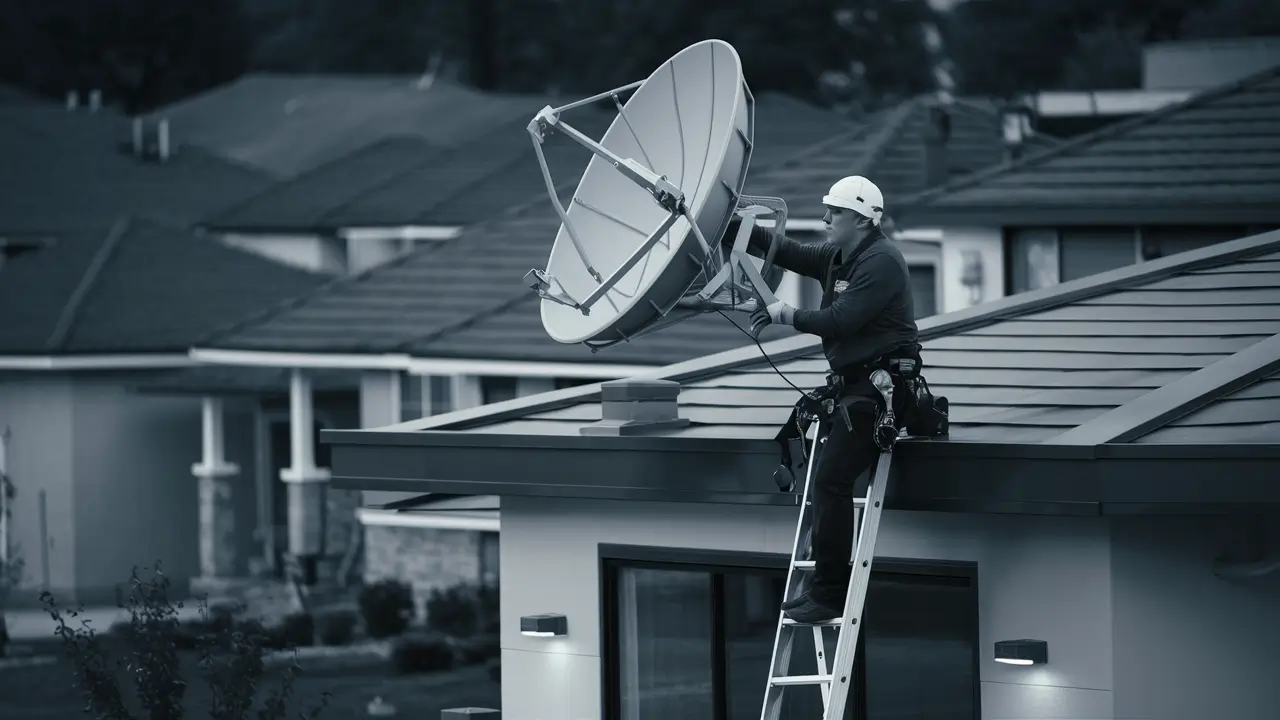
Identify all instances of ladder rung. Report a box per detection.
[770,674,832,687]
[782,617,841,627]
[792,560,814,569]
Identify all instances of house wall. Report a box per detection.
[498,497,1114,720]
[69,379,204,600]
[939,226,1004,312]
[364,525,486,621]
[1111,515,1280,720]
[220,233,345,275]
[0,376,77,597]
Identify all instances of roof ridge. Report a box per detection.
[899,62,1280,209]
[46,217,132,352]
[859,96,925,174]
[398,228,1280,433]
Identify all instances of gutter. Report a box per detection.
[0,354,196,371]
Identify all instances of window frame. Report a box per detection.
[598,544,980,720]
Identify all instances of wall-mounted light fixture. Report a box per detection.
[994,639,1048,666]
[520,613,568,637]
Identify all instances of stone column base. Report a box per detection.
[192,461,239,579]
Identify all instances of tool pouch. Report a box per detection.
[903,374,949,438]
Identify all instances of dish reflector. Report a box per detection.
[523,39,789,351]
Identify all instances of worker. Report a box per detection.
[724,175,922,624]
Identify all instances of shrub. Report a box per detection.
[278,611,314,648]
[455,633,500,666]
[390,631,455,674]
[315,608,358,646]
[424,583,499,637]
[41,562,331,719]
[357,579,414,639]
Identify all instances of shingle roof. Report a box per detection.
[193,93,859,361]
[745,95,1062,219]
[203,91,857,232]
[0,105,275,234]
[898,63,1280,226]
[430,229,1280,447]
[0,217,326,355]
[157,73,556,178]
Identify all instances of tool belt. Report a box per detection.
[770,345,949,492]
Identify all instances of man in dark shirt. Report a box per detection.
[727,175,920,624]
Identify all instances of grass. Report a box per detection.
[0,645,500,720]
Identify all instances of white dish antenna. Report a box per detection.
[523,39,789,352]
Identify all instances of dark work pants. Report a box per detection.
[807,399,881,608]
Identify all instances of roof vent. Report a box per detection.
[580,378,690,437]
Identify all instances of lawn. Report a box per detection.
[0,645,501,720]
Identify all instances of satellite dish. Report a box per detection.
[522,39,789,351]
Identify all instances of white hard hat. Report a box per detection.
[823,175,884,226]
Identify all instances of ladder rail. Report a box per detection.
[761,422,823,720]
[820,449,894,720]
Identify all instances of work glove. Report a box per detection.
[749,301,795,336]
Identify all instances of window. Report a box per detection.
[908,264,938,318]
[1007,225,1271,295]
[479,532,499,588]
[481,376,519,405]
[400,374,453,421]
[602,546,979,720]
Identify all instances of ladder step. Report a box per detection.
[782,617,841,627]
[792,560,814,569]
[770,674,832,687]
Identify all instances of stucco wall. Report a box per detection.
[0,376,77,595]
[1111,516,1280,720]
[498,497,1114,720]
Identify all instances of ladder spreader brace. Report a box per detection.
[762,420,895,720]
[521,83,782,341]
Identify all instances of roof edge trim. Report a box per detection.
[0,354,195,371]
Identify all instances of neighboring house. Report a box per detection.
[320,229,1280,720]
[1018,36,1280,138]
[898,62,1280,312]
[154,73,554,179]
[0,217,328,606]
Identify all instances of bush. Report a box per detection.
[279,611,314,648]
[390,631,455,674]
[42,562,332,719]
[357,579,414,639]
[454,633,500,666]
[315,608,358,646]
[424,583,498,637]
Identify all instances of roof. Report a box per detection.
[0,217,326,355]
[202,91,858,232]
[0,105,275,235]
[321,228,1280,515]
[899,63,1280,226]
[192,93,861,363]
[157,73,556,178]
[746,94,1062,219]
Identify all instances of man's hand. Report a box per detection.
[749,301,796,336]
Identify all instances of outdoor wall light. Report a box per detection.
[994,639,1048,666]
[520,613,568,637]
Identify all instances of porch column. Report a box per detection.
[191,397,240,578]
[280,369,330,560]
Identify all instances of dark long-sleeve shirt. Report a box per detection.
[727,218,919,373]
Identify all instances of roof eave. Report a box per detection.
[898,204,1280,228]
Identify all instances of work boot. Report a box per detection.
[780,592,809,611]
[783,597,843,625]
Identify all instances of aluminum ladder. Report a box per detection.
[760,420,894,720]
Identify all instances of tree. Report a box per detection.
[0,0,251,114]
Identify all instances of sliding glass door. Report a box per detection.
[602,547,979,720]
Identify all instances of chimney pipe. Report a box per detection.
[923,101,951,188]
[580,379,690,436]
[88,89,102,112]
[1002,102,1034,163]
[65,90,79,111]
[157,117,171,160]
